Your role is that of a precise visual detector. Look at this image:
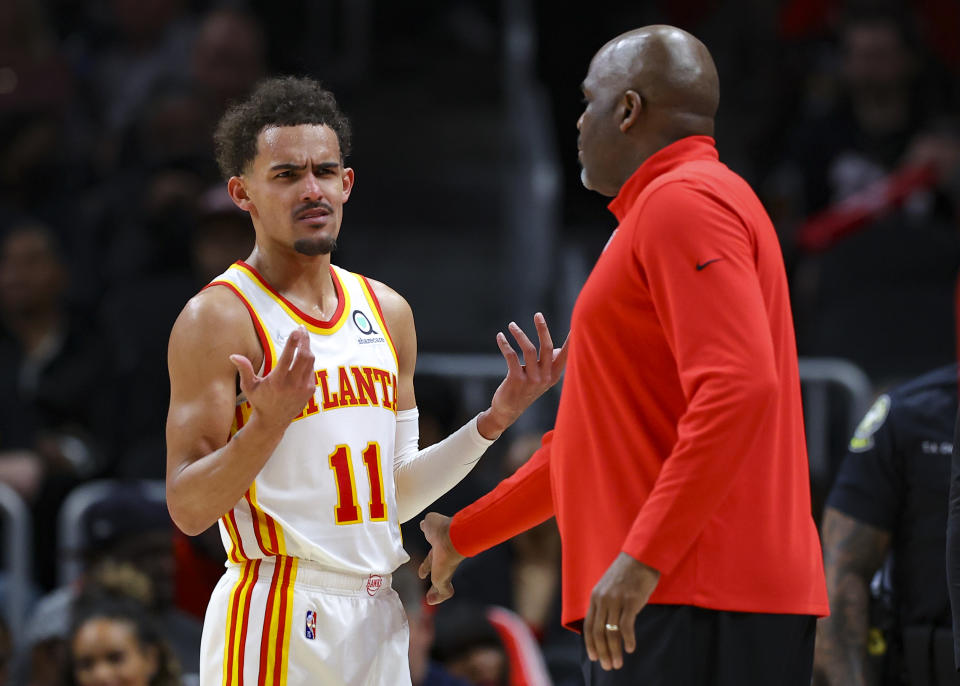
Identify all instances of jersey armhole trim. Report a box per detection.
[359,275,399,369]
[205,281,276,375]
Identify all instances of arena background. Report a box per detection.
[1,1,959,685]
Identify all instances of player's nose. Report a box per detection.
[299,173,323,202]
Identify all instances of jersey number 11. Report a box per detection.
[329,442,387,524]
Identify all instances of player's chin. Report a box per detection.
[293,236,337,256]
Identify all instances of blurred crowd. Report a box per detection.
[1,0,960,685]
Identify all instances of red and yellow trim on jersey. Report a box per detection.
[222,559,260,686]
[222,402,255,563]
[232,261,350,335]
[257,555,298,686]
[358,275,398,370]
[221,509,248,564]
[244,479,286,557]
[225,401,286,559]
[230,401,254,438]
[205,280,277,375]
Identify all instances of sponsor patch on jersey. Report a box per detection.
[352,310,378,335]
[305,610,316,639]
[849,394,891,453]
[366,574,383,596]
[353,309,386,344]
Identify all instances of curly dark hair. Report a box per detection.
[213,75,352,179]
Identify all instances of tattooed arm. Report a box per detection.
[814,506,891,686]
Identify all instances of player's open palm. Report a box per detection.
[418,512,465,605]
[489,312,568,425]
[230,326,316,429]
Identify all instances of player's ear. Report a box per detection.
[341,167,355,202]
[228,176,254,212]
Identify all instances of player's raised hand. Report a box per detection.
[418,512,465,605]
[479,313,568,439]
[230,326,316,429]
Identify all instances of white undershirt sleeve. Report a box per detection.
[393,408,496,523]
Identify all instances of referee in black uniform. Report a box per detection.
[817,364,959,686]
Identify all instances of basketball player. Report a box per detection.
[164,76,566,686]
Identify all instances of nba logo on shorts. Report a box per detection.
[305,610,316,640]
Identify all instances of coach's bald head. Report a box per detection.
[577,25,719,196]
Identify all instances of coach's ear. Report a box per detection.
[619,89,642,133]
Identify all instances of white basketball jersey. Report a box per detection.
[207,261,408,575]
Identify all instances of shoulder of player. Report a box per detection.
[363,277,414,331]
[169,285,259,357]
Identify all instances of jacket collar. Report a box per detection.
[607,135,718,221]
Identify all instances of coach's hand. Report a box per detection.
[477,313,568,440]
[230,326,316,430]
[418,513,465,605]
[584,553,660,671]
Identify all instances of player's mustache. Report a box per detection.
[293,201,334,218]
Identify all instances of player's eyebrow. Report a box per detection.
[269,161,341,172]
[269,162,306,172]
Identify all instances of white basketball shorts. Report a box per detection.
[199,556,411,686]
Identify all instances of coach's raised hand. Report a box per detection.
[476,312,568,440]
[230,325,316,430]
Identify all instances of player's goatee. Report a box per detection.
[294,237,337,255]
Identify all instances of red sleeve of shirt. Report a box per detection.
[624,179,781,574]
[448,431,555,557]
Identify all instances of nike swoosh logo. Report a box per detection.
[696,258,723,271]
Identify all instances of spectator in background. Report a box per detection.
[80,86,219,301]
[0,0,78,233]
[0,113,83,240]
[191,8,267,118]
[394,562,473,686]
[66,568,182,686]
[0,614,9,686]
[20,484,202,680]
[432,603,509,686]
[0,0,72,117]
[0,223,112,589]
[82,0,196,164]
[816,364,957,685]
[18,585,68,686]
[768,5,960,385]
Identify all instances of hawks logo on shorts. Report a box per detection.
[305,610,317,640]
